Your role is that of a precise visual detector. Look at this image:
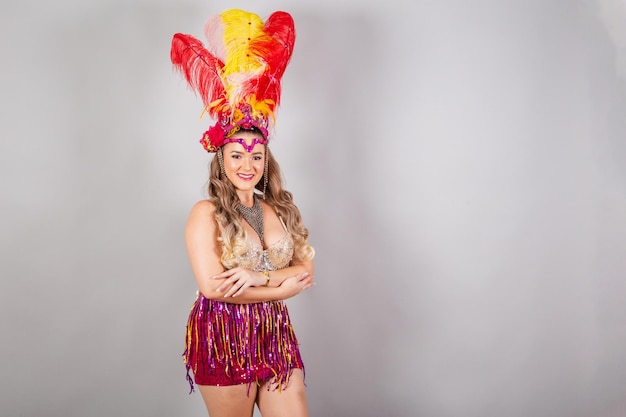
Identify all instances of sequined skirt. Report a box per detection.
[183,294,304,392]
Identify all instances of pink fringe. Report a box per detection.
[183,295,304,394]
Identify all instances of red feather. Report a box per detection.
[263,11,296,81]
[170,33,225,109]
[246,11,296,108]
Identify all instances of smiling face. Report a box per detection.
[222,130,266,200]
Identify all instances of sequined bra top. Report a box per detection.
[234,217,294,272]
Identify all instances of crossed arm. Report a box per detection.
[185,200,314,304]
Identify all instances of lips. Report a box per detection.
[237,173,255,181]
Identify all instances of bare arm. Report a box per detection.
[185,200,314,303]
[213,273,314,304]
[213,259,314,297]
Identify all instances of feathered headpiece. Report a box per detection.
[171,9,296,152]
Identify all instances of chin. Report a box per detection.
[234,182,260,192]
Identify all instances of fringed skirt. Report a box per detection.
[183,294,304,392]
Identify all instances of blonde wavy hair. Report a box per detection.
[208,146,315,269]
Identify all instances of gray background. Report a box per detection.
[1,0,626,416]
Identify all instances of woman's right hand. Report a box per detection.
[279,272,315,299]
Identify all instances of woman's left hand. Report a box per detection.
[212,267,266,298]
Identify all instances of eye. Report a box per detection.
[253,155,263,161]
[231,154,242,159]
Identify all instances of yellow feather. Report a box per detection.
[220,9,266,78]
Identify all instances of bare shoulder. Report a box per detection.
[189,199,216,216]
[185,200,220,252]
[187,200,217,229]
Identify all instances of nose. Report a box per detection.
[241,156,252,171]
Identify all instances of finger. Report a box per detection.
[303,276,316,287]
[216,280,234,293]
[223,271,247,288]
[212,267,240,279]
[221,275,240,296]
[224,278,246,297]
[216,276,235,292]
[232,282,250,297]
[218,272,245,292]
[298,274,313,283]
[294,272,308,282]
[223,282,242,298]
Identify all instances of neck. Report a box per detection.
[237,191,256,207]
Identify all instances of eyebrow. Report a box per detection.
[229,150,264,156]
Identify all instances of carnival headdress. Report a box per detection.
[171,9,296,152]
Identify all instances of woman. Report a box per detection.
[171,9,315,417]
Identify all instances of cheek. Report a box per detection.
[254,160,265,171]
[223,160,239,176]
[224,155,239,167]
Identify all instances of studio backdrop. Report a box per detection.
[1,1,625,416]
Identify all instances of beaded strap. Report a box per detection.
[237,195,264,244]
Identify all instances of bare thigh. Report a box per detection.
[256,370,308,417]
[198,383,257,417]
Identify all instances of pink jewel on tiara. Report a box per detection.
[222,137,268,153]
